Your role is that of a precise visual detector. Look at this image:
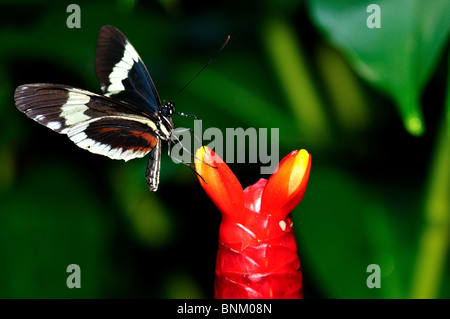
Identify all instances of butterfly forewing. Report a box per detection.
[96,25,161,115]
[15,84,159,162]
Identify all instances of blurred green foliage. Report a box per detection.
[0,0,449,298]
[309,0,450,136]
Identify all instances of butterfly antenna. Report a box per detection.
[170,35,230,102]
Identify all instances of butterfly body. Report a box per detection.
[14,25,177,192]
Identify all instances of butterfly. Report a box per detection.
[15,25,208,192]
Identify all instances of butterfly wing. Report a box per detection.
[14,83,159,162]
[95,25,161,116]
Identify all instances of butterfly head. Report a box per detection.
[161,101,174,118]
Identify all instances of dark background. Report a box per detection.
[0,0,449,298]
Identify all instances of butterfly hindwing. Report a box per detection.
[68,117,158,161]
[95,25,161,115]
[14,83,158,162]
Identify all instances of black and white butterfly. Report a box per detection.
[15,25,204,192]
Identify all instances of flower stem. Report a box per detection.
[409,56,450,297]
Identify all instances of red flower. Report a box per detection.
[195,147,311,299]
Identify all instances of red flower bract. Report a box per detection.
[195,147,311,299]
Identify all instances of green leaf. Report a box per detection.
[307,0,450,136]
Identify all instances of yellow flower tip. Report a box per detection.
[195,146,223,177]
[406,116,424,136]
[288,149,311,196]
[194,146,207,175]
[194,146,205,162]
[260,149,311,218]
[196,145,214,160]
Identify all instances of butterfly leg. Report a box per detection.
[174,111,199,120]
[169,153,208,184]
[169,132,216,169]
[173,127,203,144]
